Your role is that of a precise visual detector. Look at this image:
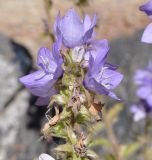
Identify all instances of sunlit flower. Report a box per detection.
[84,50,123,100]
[54,8,96,48]
[139,0,152,43]
[19,38,63,106]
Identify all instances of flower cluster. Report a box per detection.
[20,9,123,159]
[140,0,152,43]
[131,62,152,121]
[20,9,123,105]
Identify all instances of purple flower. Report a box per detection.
[84,49,123,100]
[84,39,109,64]
[71,39,109,67]
[130,104,146,121]
[54,8,97,48]
[140,0,152,16]
[139,0,152,43]
[134,62,152,106]
[130,100,152,121]
[19,38,63,106]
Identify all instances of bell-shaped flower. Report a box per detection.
[139,0,152,43]
[84,51,123,100]
[19,38,63,106]
[130,104,146,122]
[130,100,152,122]
[134,62,152,106]
[54,8,97,48]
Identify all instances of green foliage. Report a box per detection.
[89,138,111,148]
[104,154,116,160]
[106,104,124,123]
[121,143,141,158]
[54,144,73,153]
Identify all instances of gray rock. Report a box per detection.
[108,30,152,144]
[109,30,152,103]
[0,34,47,160]
[0,33,32,111]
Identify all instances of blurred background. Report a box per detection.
[0,0,152,160]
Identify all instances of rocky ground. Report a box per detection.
[0,0,152,160]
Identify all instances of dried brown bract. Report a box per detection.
[89,102,104,121]
[68,86,81,114]
[74,133,87,157]
[41,106,60,139]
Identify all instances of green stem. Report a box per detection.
[143,116,150,160]
[104,109,123,160]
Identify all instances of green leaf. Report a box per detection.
[67,126,77,144]
[60,107,72,120]
[75,105,90,123]
[54,144,72,152]
[89,137,110,148]
[89,122,104,133]
[107,104,123,122]
[87,149,99,159]
[50,94,68,106]
[104,154,116,160]
[53,122,64,132]
[122,143,141,158]
[51,123,67,139]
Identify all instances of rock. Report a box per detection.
[109,30,152,103]
[106,30,152,146]
[0,33,32,111]
[0,0,148,57]
[0,34,45,160]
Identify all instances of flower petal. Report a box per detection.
[84,73,108,95]
[134,69,149,85]
[83,14,97,43]
[19,70,53,88]
[19,70,57,97]
[35,89,57,106]
[101,68,123,89]
[84,39,109,61]
[146,94,152,106]
[130,104,146,122]
[37,47,56,73]
[72,46,85,63]
[83,14,92,32]
[54,12,61,38]
[108,91,121,100]
[51,38,63,78]
[136,86,152,99]
[60,8,84,48]
[141,23,152,43]
[39,153,55,160]
[139,0,152,16]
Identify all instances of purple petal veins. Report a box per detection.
[19,38,63,106]
[84,48,123,100]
